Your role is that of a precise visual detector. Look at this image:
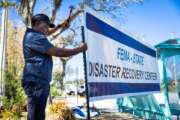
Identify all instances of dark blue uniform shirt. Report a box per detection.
[22,28,53,85]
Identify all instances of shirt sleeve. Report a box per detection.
[26,34,54,54]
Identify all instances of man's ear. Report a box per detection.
[34,21,41,27]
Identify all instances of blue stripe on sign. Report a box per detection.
[86,12,156,57]
[89,82,160,97]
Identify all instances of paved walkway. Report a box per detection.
[21,111,144,120]
[77,111,144,120]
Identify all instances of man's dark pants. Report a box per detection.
[22,81,50,120]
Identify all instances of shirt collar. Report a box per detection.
[26,28,44,35]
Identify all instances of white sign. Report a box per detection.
[84,7,160,101]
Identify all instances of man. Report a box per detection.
[22,14,87,120]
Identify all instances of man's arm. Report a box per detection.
[47,9,82,36]
[46,43,87,57]
[47,22,67,36]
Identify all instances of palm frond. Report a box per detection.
[51,0,63,22]
[53,0,62,11]
[17,0,36,26]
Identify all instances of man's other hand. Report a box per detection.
[78,43,87,52]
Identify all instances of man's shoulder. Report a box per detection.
[25,28,46,41]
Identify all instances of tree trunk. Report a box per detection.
[59,58,66,93]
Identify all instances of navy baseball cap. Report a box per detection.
[32,14,55,28]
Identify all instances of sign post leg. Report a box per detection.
[81,26,91,120]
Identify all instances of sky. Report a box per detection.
[1,0,180,81]
[122,0,180,45]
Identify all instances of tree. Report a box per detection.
[0,20,26,119]
[0,1,26,119]
[85,0,143,18]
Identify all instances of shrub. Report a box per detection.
[47,101,75,120]
[0,71,26,119]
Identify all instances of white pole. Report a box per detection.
[76,67,78,104]
[0,0,8,99]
